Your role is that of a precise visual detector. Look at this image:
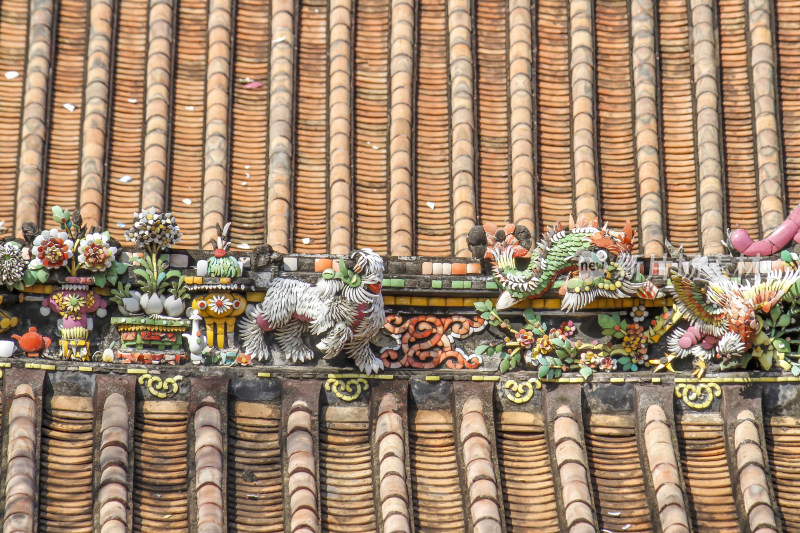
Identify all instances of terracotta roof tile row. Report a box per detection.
[643,403,690,533]
[460,397,503,532]
[414,0,452,256]
[691,0,726,255]
[719,0,759,239]
[228,0,269,246]
[328,0,354,254]
[734,410,780,532]
[194,399,225,533]
[750,0,785,235]
[409,408,466,530]
[141,0,174,219]
[585,415,652,532]
[536,0,574,231]
[9,0,800,252]
[508,0,536,235]
[495,411,559,530]
[764,415,800,530]
[14,0,54,237]
[4,371,800,531]
[319,406,377,531]
[677,413,740,530]
[167,0,208,248]
[387,0,414,256]
[97,393,129,533]
[202,0,234,248]
[105,0,147,241]
[569,0,600,225]
[448,0,478,258]
[39,395,94,532]
[475,0,512,230]
[41,0,86,219]
[596,0,639,250]
[77,0,112,228]
[0,0,26,230]
[776,0,800,211]
[265,0,294,251]
[659,0,701,254]
[227,401,282,532]
[3,385,36,533]
[286,400,318,533]
[292,0,328,253]
[631,0,665,256]
[375,393,411,533]
[132,400,190,530]
[353,0,390,252]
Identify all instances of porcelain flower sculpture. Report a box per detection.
[32,229,73,269]
[77,233,118,271]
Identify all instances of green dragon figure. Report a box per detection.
[468,217,662,311]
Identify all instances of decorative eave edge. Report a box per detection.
[0,205,799,386]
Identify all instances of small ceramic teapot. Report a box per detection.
[12,327,52,357]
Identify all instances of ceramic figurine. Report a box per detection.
[664,263,800,377]
[183,310,209,364]
[467,218,662,312]
[241,249,386,374]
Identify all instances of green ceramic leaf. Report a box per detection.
[499,358,510,373]
[761,350,774,371]
[597,314,617,329]
[523,308,538,324]
[773,338,791,353]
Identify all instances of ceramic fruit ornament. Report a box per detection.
[196,222,244,278]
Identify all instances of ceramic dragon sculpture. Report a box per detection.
[729,203,800,256]
[468,217,661,311]
[240,249,386,374]
[664,262,800,377]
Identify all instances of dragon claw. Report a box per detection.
[692,358,707,379]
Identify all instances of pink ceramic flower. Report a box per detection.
[515,329,535,347]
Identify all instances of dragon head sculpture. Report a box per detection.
[468,217,662,311]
